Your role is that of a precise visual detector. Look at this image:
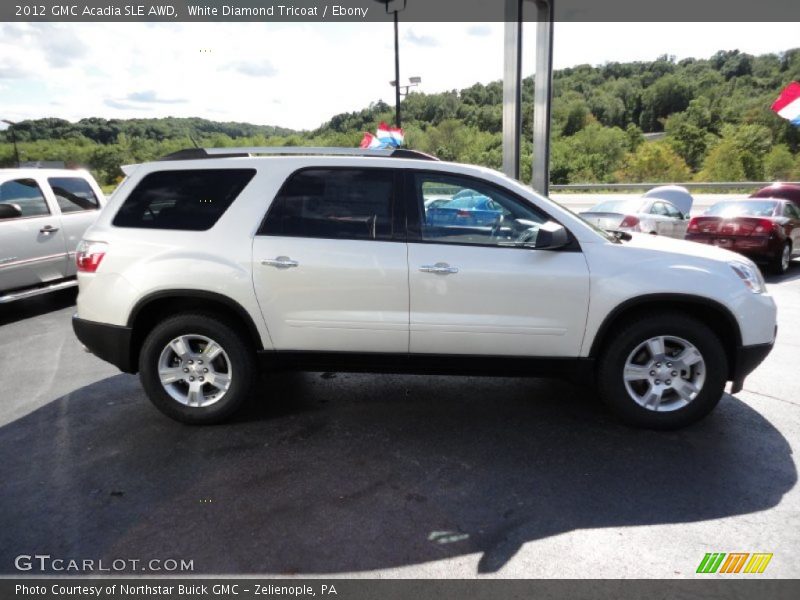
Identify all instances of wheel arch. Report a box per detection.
[589,294,742,379]
[128,290,264,373]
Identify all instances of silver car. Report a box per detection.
[581,185,694,239]
[0,168,105,303]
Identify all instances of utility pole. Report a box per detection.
[375,0,408,128]
[1,119,20,167]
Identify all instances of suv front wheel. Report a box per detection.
[139,312,257,424]
[597,313,728,430]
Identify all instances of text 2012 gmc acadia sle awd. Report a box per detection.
[72,147,777,429]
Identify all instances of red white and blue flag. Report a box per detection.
[772,82,800,126]
[359,121,404,149]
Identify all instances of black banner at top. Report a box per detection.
[2,0,800,22]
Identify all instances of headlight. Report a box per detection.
[730,261,766,294]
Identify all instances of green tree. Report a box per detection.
[764,144,796,180]
[639,74,694,132]
[616,142,691,182]
[697,139,747,181]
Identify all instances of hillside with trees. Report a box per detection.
[2,48,800,186]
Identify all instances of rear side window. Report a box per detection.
[259,168,394,240]
[113,169,256,231]
[0,179,50,218]
[48,177,100,213]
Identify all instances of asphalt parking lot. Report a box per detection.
[0,269,798,578]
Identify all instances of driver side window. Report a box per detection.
[414,173,548,247]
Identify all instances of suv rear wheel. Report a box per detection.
[139,312,257,424]
[597,313,728,430]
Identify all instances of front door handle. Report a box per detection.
[419,262,459,275]
[40,225,59,234]
[261,256,299,269]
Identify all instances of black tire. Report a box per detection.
[139,312,257,425]
[770,241,791,275]
[597,313,728,430]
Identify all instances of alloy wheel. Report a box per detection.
[622,335,706,412]
[157,334,232,407]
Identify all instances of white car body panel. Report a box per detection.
[252,237,409,353]
[408,243,590,356]
[579,233,777,350]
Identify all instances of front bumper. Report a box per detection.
[72,315,136,373]
[730,340,775,393]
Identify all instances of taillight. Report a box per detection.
[687,217,700,233]
[456,210,471,218]
[619,215,640,228]
[753,218,776,234]
[76,240,108,273]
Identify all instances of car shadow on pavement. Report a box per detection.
[0,288,77,327]
[0,371,795,575]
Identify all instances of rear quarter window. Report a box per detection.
[48,177,100,213]
[113,169,256,231]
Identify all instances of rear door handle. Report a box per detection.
[419,262,458,275]
[40,225,59,234]
[261,256,299,269]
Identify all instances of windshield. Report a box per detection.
[706,200,777,218]
[586,199,645,214]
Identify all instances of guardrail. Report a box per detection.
[550,182,799,192]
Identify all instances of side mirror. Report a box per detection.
[535,221,570,250]
[0,203,22,219]
[683,213,691,220]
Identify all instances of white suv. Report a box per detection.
[72,147,777,429]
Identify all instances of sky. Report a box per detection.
[0,21,798,131]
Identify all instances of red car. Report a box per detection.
[751,183,800,207]
[686,198,800,274]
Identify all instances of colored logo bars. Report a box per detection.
[696,553,773,574]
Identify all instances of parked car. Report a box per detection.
[686,198,800,274]
[73,147,776,430]
[581,186,693,239]
[750,182,800,207]
[426,193,503,227]
[0,168,105,303]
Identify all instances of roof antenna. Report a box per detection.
[189,135,200,149]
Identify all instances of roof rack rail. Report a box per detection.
[157,147,439,161]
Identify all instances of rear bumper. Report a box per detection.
[685,234,780,262]
[730,340,775,393]
[72,315,136,373]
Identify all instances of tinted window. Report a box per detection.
[417,173,549,247]
[783,203,800,219]
[113,169,255,230]
[48,177,99,213]
[261,169,394,240]
[650,201,669,216]
[0,179,49,218]
[663,202,682,218]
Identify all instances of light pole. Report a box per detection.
[390,76,421,98]
[1,119,20,167]
[374,0,407,128]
